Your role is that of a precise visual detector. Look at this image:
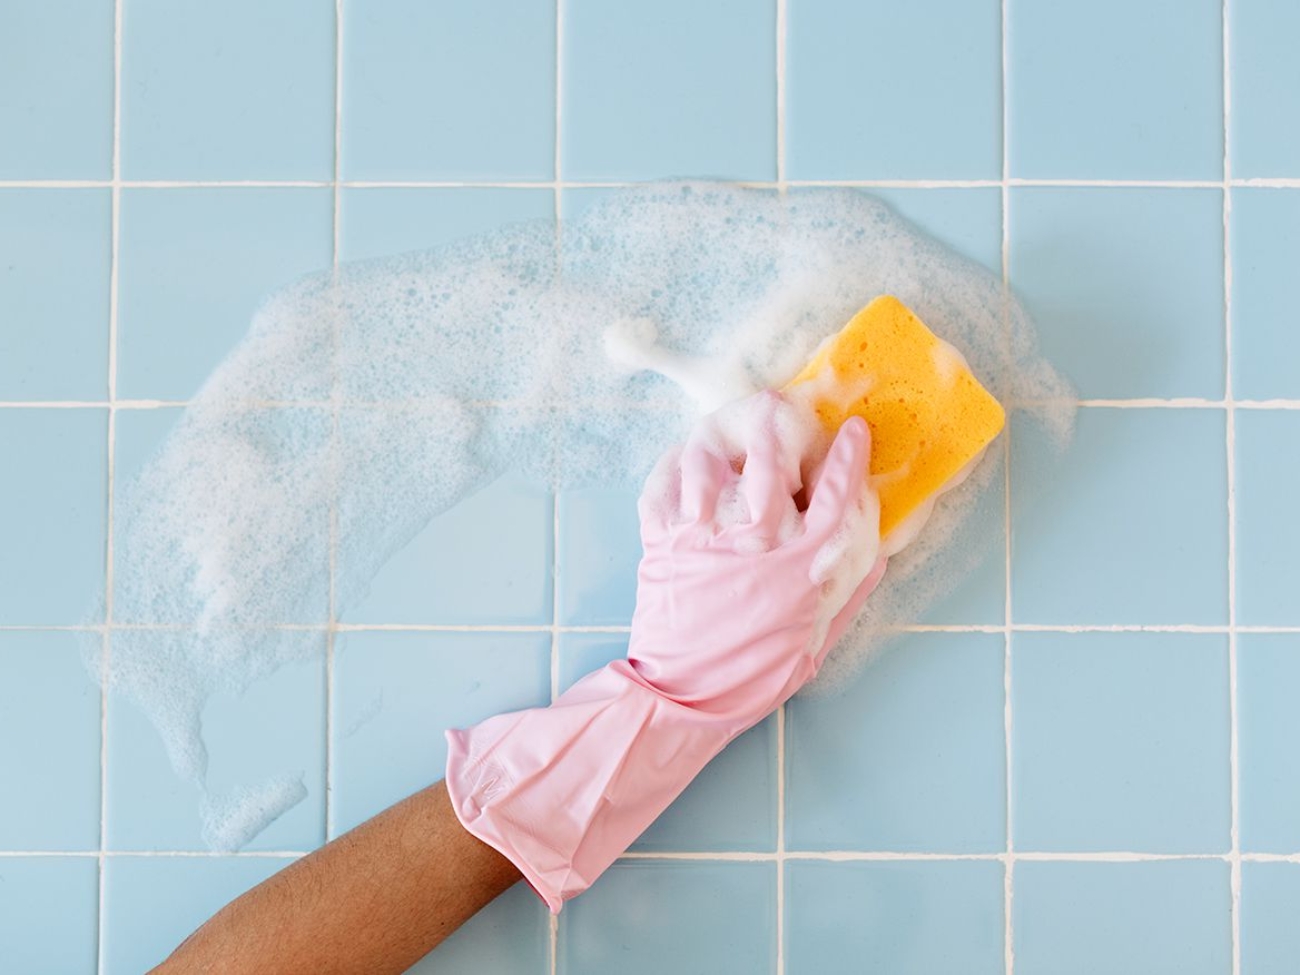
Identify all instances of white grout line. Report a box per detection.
[775,0,787,190]
[11,397,1297,411]
[96,1,123,970]
[5,621,1300,635]
[1223,2,1242,972]
[549,3,564,970]
[9,177,1300,190]
[775,702,787,972]
[1000,0,1015,968]
[775,2,789,970]
[322,0,345,848]
[1,850,309,859]
[0,848,1293,868]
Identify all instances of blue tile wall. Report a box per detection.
[1012,632,1230,853]
[560,860,776,975]
[1007,0,1223,179]
[1242,862,1300,974]
[1010,188,1225,400]
[0,409,107,625]
[786,632,1006,853]
[408,881,550,974]
[120,0,334,180]
[116,187,333,401]
[331,631,551,836]
[1235,410,1300,626]
[871,188,1004,276]
[6,0,1298,968]
[0,189,110,401]
[1231,189,1300,400]
[102,855,284,974]
[1238,634,1300,852]
[562,0,776,180]
[339,188,554,262]
[785,0,1001,180]
[0,857,99,973]
[555,486,641,626]
[785,860,1005,975]
[0,0,112,178]
[105,636,326,852]
[1014,860,1232,975]
[0,631,101,851]
[340,476,553,626]
[342,0,555,181]
[1011,408,1228,625]
[1231,0,1300,177]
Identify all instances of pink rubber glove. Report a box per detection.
[445,392,887,911]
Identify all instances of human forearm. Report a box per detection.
[153,780,520,975]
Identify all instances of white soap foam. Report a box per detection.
[87,182,1073,849]
[201,773,308,853]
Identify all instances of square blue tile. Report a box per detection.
[0,632,100,850]
[786,861,1004,975]
[786,633,1005,853]
[1231,190,1300,400]
[341,0,555,181]
[556,487,641,626]
[407,881,549,974]
[909,450,1006,627]
[562,0,775,180]
[0,190,110,400]
[1239,633,1300,852]
[1014,861,1231,975]
[1236,410,1300,626]
[1011,408,1228,625]
[106,632,326,852]
[872,188,1004,276]
[1243,862,1300,974]
[1013,632,1229,852]
[561,861,775,975]
[1232,0,1300,177]
[112,406,332,626]
[0,857,98,973]
[1009,188,1225,399]
[111,405,180,486]
[0,0,112,178]
[558,634,776,852]
[1008,0,1222,179]
[120,0,334,179]
[785,0,1001,180]
[340,475,552,626]
[331,631,550,836]
[339,188,554,263]
[103,855,284,974]
[0,409,106,624]
[116,188,333,401]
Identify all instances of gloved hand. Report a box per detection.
[445,392,887,911]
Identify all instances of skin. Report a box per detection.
[152,781,521,975]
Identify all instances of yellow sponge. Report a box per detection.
[785,295,1006,537]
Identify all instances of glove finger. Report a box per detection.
[740,395,801,534]
[804,416,871,541]
[679,440,730,525]
[637,444,683,532]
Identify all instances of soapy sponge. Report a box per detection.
[785,295,1006,538]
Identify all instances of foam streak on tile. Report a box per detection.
[93,182,1071,848]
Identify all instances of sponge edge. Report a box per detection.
[784,295,1007,538]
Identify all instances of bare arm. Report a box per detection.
[153,781,521,975]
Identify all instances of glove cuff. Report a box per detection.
[444,660,736,912]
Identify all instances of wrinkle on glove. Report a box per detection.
[446,392,886,912]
